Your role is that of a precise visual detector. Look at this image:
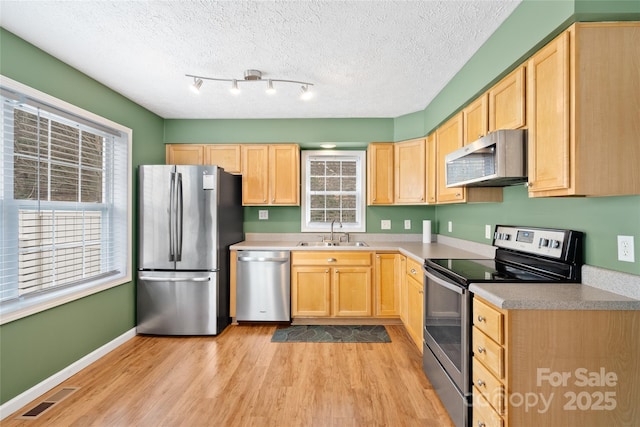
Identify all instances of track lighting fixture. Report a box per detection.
[185,69,314,99]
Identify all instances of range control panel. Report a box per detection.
[493,225,570,259]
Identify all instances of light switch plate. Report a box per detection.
[258,210,269,220]
[485,224,492,240]
[404,220,411,230]
[448,221,453,233]
[381,220,391,230]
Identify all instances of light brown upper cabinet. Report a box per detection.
[488,66,526,132]
[367,143,395,205]
[436,113,503,204]
[463,94,488,145]
[165,144,204,165]
[394,138,427,204]
[426,133,437,204]
[241,144,300,206]
[436,113,465,203]
[204,144,242,174]
[527,22,640,197]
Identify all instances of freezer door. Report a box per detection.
[139,165,176,270]
[136,270,228,335]
[174,165,218,271]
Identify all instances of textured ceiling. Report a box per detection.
[0,0,521,119]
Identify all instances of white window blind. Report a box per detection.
[301,150,366,233]
[1,80,130,310]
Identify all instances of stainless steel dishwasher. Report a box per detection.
[236,250,291,321]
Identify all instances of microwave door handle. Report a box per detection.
[424,269,465,295]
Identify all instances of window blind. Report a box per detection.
[1,87,129,303]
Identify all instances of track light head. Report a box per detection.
[230,79,240,95]
[300,85,313,100]
[266,79,276,94]
[190,78,203,94]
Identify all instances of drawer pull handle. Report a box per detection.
[477,422,486,427]
[327,258,337,262]
[477,346,486,354]
[477,315,486,323]
[477,379,486,387]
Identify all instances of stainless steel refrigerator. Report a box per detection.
[137,165,243,335]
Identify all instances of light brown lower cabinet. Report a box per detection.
[403,256,424,352]
[291,251,373,318]
[472,296,640,426]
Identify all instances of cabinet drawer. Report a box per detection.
[473,326,504,379]
[406,257,423,280]
[292,251,373,266]
[472,357,505,414]
[473,389,504,427]
[474,298,504,344]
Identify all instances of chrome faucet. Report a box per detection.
[330,219,342,242]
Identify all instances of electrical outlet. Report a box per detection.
[258,210,269,220]
[617,235,635,262]
[381,220,391,230]
[485,224,492,240]
[404,220,411,230]
[448,221,453,233]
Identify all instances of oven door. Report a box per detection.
[423,268,470,395]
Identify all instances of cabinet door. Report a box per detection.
[527,32,570,194]
[463,94,488,145]
[489,66,526,131]
[375,253,401,316]
[426,133,437,204]
[394,138,426,204]
[333,267,372,317]
[241,145,269,205]
[406,275,424,351]
[165,144,204,165]
[204,144,242,174]
[270,144,300,205]
[291,266,331,317]
[367,143,394,205]
[436,113,465,203]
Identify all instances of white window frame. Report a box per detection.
[0,75,132,325]
[301,150,366,233]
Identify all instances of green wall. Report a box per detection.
[0,28,165,404]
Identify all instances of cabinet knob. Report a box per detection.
[272,198,275,203]
[335,269,340,273]
[477,379,486,387]
[325,269,329,273]
[455,192,462,198]
[477,315,486,323]
[478,422,486,427]
[418,290,424,294]
[477,346,486,354]
[327,258,337,262]
[263,198,267,202]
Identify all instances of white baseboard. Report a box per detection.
[0,328,137,420]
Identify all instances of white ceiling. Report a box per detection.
[0,0,521,119]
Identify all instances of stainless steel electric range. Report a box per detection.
[422,225,584,427]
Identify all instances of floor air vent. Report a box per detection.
[16,387,79,420]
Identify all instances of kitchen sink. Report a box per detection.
[297,241,368,247]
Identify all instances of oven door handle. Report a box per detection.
[424,269,466,295]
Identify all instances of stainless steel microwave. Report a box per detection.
[445,129,526,187]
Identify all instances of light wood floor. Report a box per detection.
[4,325,454,426]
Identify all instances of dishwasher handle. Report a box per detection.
[238,256,289,263]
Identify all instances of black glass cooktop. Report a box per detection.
[425,258,555,285]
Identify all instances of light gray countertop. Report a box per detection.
[230,234,640,311]
[470,283,640,311]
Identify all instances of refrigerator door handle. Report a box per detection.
[176,172,183,261]
[169,171,176,262]
[139,276,211,282]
